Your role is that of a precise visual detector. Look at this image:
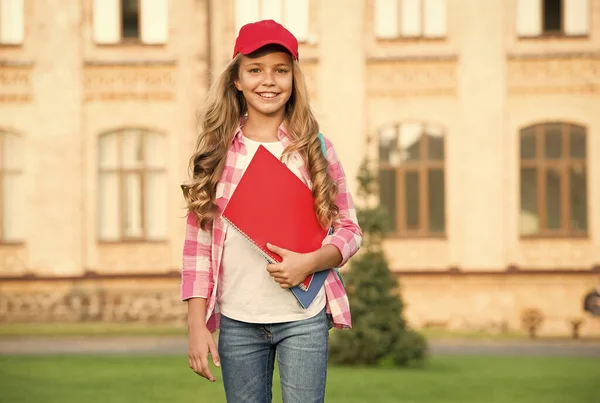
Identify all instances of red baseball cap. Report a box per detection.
[233,20,299,61]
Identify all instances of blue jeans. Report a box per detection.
[218,309,329,403]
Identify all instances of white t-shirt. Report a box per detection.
[218,136,326,323]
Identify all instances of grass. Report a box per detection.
[0,322,187,338]
[0,355,597,403]
[1,322,589,342]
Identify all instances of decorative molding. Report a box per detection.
[83,62,177,102]
[507,54,600,95]
[0,64,32,103]
[0,285,185,322]
[0,244,26,275]
[367,58,457,97]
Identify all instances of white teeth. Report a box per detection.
[258,93,277,98]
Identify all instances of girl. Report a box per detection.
[181,19,362,403]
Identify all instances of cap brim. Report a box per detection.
[238,39,298,60]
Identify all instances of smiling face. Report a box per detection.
[234,49,294,120]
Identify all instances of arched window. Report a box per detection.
[378,122,445,236]
[520,122,587,236]
[98,129,167,241]
[0,131,23,242]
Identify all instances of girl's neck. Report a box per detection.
[242,113,284,142]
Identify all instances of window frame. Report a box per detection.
[98,129,167,243]
[378,122,446,238]
[519,122,588,238]
[0,131,24,244]
[517,0,590,39]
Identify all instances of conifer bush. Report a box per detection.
[329,158,428,367]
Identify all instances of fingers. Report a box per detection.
[208,338,221,368]
[189,352,207,379]
[200,353,215,382]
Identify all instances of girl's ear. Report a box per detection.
[234,79,242,91]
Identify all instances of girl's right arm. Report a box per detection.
[187,297,220,382]
[181,212,219,381]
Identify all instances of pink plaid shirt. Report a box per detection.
[181,121,362,332]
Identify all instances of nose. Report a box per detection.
[263,70,276,86]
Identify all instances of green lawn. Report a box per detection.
[0,355,597,403]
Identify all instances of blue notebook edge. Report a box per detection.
[290,269,331,309]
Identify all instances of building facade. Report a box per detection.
[0,0,599,336]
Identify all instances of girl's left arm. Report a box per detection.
[265,138,362,286]
[316,138,363,269]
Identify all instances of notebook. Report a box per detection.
[221,145,331,309]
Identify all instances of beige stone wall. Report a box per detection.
[400,272,600,337]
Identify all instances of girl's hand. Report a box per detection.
[266,243,315,288]
[187,321,220,382]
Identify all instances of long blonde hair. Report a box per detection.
[182,52,339,230]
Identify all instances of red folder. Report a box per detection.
[221,145,328,292]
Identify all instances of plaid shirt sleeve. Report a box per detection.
[180,211,214,300]
[321,138,363,267]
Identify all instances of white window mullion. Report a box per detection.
[400,0,422,37]
[423,0,446,38]
[141,0,169,44]
[516,0,542,37]
[564,0,589,36]
[93,0,121,44]
[374,0,399,39]
[0,0,25,45]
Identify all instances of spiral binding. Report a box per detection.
[222,216,278,264]
[222,215,310,292]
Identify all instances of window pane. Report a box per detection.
[400,123,422,162]
[283,0,309,41]
[570,126,586,158]
[423,0,446,38]
[379,126,399,165]
[520,127,536,159]
[374,0,399,38]
[428,169,445,233]
[520,168,539,235]
[122,130,143,169]
[122,0,140,38]
[99,133,118,169]
[405,171,419,230]
[145,133,165,168]
[570,164,587,231]
[546,168,561,230]
[145,172,167,240]
[123,173,143,238]
[426,125,444,160]
[400,0,422,37]
[2,173,24,241]
[544,124,562,159]
[99,172,120,241]
[261,0,282,23]
[564,0,590,36]
[379,169,397,232]
[235,0,260,33]
[543,0,562,32]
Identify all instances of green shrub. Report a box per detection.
[329,158,428,367]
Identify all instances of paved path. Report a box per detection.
[1,336,600,357]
